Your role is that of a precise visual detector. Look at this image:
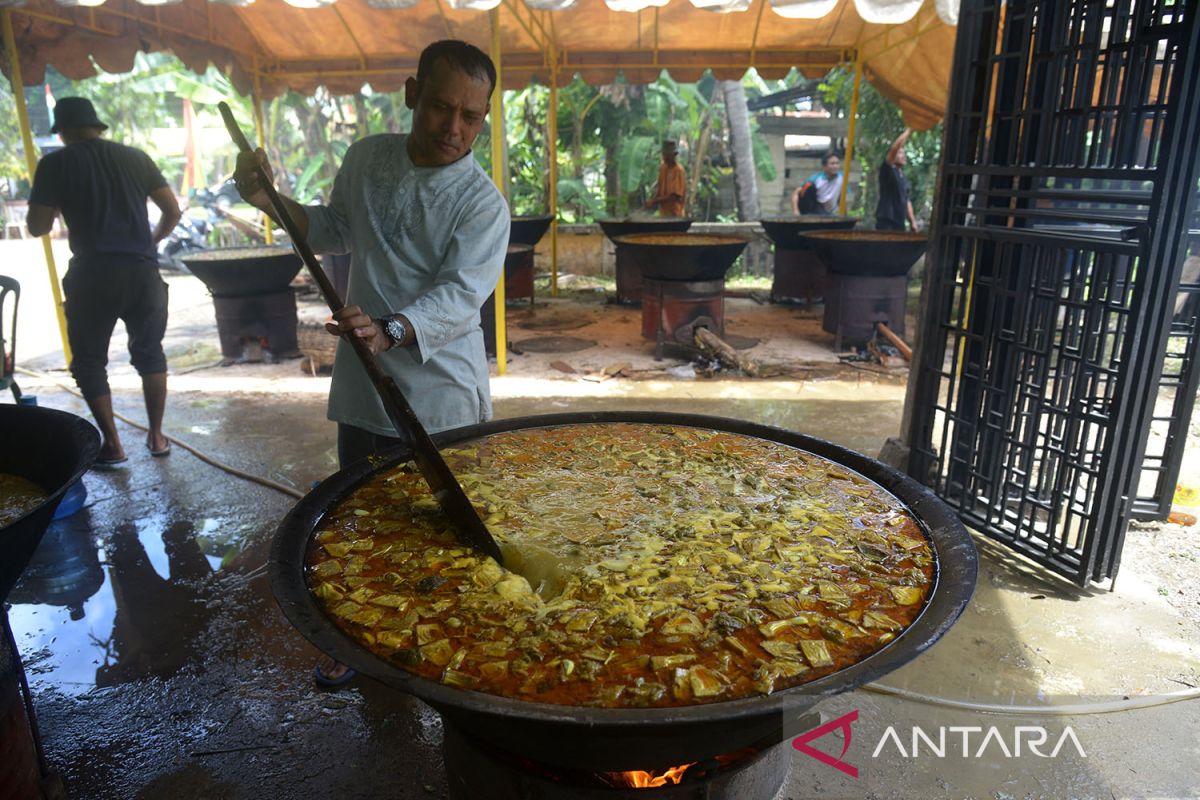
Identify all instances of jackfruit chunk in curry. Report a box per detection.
[305,423,934,708]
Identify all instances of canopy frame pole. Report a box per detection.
[839,54,863,216]
[432,0,454,40]
[332,6,368,71]
[3,9,71,364]
[653,8,660,68]
[502,0,548,51]
[251,59,274,245]
[857,3,936,56]
[548,42,559,298]
[750,0,767,68]
[490,7,507,375]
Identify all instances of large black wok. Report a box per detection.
[612,232,749,282]
[271,412,976,772]
[0,405,99,602]
[760,216,859,250]
[597,217,693,242]
[181,245,303,297]
[509,214,554,247]
[805,230,928,276]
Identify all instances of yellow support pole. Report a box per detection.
[839,55,863,216]
[490,8,507,375]
[3,9,71,364]
[548,45,559,297]
[251,64,274,245]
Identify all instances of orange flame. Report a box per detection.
[617,762,696,788]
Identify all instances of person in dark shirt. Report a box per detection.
[875,127,919,231]
[28,97,181,466]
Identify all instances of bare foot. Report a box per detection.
[147,432,171,454]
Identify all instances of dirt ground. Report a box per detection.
[290,272,907,383]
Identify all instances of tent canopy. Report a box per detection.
[2,0,957,128]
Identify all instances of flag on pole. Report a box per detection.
[181,98,199,196]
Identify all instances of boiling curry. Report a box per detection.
[305,423,934,708]
[0,472,49,528]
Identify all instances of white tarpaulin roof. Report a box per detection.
[2,0,959,128]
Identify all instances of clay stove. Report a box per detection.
[442,720,804,800]
[642,277,726,359]
[613,232,749,359]
[480,244,537,356]
[181,246,304,364]
[507,215,554,303]
[758,216,858,305]
[804,231,928,350]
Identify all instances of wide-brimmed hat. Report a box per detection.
[50,97,108,134]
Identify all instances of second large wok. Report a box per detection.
[271,412,976,771]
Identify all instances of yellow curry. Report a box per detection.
[305,423,933,708]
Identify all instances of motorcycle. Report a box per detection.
[157,212,211,272]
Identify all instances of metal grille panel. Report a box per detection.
[909,0,1200,585]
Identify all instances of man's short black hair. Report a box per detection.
[821,150,842,165]
[417,40,497,96]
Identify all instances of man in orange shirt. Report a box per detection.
[644,140,687,217]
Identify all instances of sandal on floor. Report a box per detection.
[148,442,172,457]
[313,662,356,688]
[93,454,128,468]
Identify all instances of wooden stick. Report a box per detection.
[876,322,913,361]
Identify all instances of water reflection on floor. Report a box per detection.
[8,510,226,694]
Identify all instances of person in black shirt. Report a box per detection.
[28,97,181,466]
[875,127,919,231]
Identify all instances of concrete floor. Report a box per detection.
[4,240,1199,799]
[6,376,1198,800]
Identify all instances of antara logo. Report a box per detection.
[872,725,1087,759]
[791,710,860,777]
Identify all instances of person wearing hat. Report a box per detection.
[27,97,182,466]
[644,139,687,217]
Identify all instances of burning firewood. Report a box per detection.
[875,322,912,361]
[693,327,759,377]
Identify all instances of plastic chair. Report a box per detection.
[2,200,29,239]
[1,275,22,400]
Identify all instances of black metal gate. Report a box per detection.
[908,0,1200,586]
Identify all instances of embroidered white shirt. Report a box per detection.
[307,134,509,437]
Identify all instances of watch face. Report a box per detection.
[387,318,405,343]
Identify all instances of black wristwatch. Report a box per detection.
[382,315,408,348]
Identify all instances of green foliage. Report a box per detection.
[750,123,777,182]
[556,176,606,221]
[617,135,658,201]
[0,81,26,188]
[1,53,790,225]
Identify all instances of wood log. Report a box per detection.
[875,322,913,361]
[866,338,892,368]
[694,327,759,377]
